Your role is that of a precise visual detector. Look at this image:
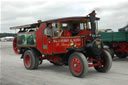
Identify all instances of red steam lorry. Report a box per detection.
[10,11,112,77]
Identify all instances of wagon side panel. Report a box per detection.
[113,32,126,42]
[17,32,36,47]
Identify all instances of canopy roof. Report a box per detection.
[10,16,100,30]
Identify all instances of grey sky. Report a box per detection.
[1,0,128,33]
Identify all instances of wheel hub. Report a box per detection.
[71,57,82,74]
[25,54,31,67]
[74,64,77,68]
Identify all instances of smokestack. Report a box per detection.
[89,10,96,36]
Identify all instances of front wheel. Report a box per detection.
[94,50,112,72]
[104,48,114,59]
[68,52,88,77]
[23,50,39,70]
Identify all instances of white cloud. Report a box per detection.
[1,0,128,32]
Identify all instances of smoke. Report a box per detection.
[92,7,103,14]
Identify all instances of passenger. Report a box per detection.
[44,23,53,36]
[71,24,81,36]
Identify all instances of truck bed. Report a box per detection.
[99,32,128,42]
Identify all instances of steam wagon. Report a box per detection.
[10,11,112,77]
[99,31,128,58]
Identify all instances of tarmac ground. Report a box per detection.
[0,42,128,85]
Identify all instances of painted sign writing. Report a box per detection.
[53,38,81,43]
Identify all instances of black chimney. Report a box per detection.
[89,11,96,36]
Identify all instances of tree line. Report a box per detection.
[0,33,16,38]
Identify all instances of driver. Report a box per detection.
[44,23,53,36]
[71,24,81,36]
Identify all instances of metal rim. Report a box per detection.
[24,54,31,67]
[71,57,82,74]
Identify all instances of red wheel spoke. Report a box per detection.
[71,57,82,74]
[25,54,31,67]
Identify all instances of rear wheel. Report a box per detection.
[13,37,21,54]
[23,50,39,70]
[69,52,88,77]
[105,48,114,59]
[94,50,112,72]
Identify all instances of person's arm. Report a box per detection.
[44,28,48,35]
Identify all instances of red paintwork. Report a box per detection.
[36,24,46,53]
[77,30,92,44]
[24,54,31,67]
[53,38,83,54]
[47,38,53,54]
[77,30,90,36]
[71,57,82,74]
[13,37,20,54]
[42,35,48,54]
[113,42,128,53]
[62,30,72,37]
[36,27,91,55]
[87,58,102,67]
[41,23,50,54]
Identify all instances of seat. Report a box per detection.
[77,30,91,36]
[77,30,86,36]
[62,30,72,37]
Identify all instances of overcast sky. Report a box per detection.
[1,0,128,33]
